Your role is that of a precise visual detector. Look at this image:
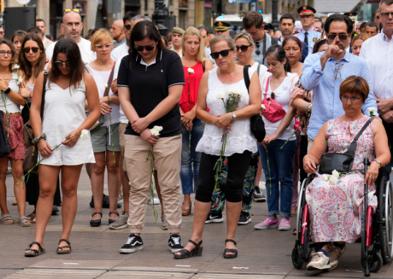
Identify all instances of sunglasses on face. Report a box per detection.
[210,49,231,60]
[23,47,40,54]
[236,45,251,52]
[135,45,155,52]
[124,24,132,30]
[327,32,349,41]
[54,60,70,67]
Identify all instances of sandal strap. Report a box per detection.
[225,239,237,245]
[188,239,202,247]
[58,239,71,248]
[29,241,44,252]
[109,211,119,216]
[91,212,103,217]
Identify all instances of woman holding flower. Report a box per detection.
[25,38,100,257]
[179,27,212,216]
[0,39,30,226]
[174,35,260,259]
[302,76,390,272]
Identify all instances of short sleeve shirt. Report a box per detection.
[117,48,185,137]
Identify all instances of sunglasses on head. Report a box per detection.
[327,33,349,41]
[135,45,155,52]
[124,24,132,30]
[64,8,80,13]
[23,47,40,54]
[210,49,231,60]
[236,45,251,52]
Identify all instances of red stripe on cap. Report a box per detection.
[301,9,313,13]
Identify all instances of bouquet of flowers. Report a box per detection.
[213,91,241,191]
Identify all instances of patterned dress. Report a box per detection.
[305,116,377,243]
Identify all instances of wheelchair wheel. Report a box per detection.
[377,173,393,264]
[361,250,383,274]
[291,245,305,269]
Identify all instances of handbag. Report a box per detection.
[0,111,11,157]
[319,117,374,174]
[261,76,286,123]
[243,65,266,142]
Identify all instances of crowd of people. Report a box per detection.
[0,0,392,275]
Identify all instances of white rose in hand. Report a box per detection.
[80,129,89,139]
[150,126,163,137]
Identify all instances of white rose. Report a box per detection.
[80,129,89,139]
[368,107,377,117]
[150,125,163,137]
[187,67,195,74]
[328,170,340,184]
[261,104,266,111]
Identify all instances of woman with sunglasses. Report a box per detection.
[25,38,100,257]
[0,39,30,226]
[18,33,61,222]
[254,45,298,231]
[174,35,260,259]
[117,20,185,254]
[179,27,212,217]
[86,28,120,227]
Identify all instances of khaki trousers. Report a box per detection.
[124,134,182,234]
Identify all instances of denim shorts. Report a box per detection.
[90,123,120,153]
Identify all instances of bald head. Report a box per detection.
[62,12,83,42]
[110,19,125,42]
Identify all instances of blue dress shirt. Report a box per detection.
[295,29,321,58]
[301,51,378,140]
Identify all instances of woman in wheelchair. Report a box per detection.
[302,76,391,272]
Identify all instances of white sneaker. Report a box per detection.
[306,251,338,271]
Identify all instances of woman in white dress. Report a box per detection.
[25,38,100,257]
[174,35,260,259]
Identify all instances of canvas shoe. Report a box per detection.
[254,216,279,230]
[119,234,143,254]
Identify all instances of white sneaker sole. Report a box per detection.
[109,223,128,230]
[119,245,143,254]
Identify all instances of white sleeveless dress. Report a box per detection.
[196,68,257,156]
[39,79,95,166]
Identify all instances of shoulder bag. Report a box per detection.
[319,117,374,174]
[261,76,286,123]
[243,65,266,142]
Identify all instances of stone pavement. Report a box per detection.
[1,169,393,279]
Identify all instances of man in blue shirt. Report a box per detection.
[301,14,377,142]
[295,5,321,61]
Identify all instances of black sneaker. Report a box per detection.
[168,234,183,253]
[253,186,266,202]
[119,234,143,254]
[238,211,251,225]
[205,212,224,224]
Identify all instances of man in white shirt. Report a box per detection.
[36,18,53,50]
[45,11,95,64]
[360,0,393,155]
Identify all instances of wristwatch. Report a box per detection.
[3,87,10,95]
[32,133,47,145]
[373,159,382,168]
[231,113,237,121]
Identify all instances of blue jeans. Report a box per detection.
[259,139,296,218]
[181,119,203,195]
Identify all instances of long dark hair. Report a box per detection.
[50,38,84,87]
[129,20,164,55]
[264,45,291,72]
[0,39,16,71]
[18,33,46,81]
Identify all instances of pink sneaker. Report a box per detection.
[278,217,291,231]
[254,216,279,230]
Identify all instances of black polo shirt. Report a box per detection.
[117,48,184,137]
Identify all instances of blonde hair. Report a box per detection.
[234,31,255,48]
[209,35,235,51]
[90,28,113,51]
[182,26,205,62]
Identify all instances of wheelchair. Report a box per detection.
[291,163,393,277]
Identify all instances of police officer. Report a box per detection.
[214,21,231,37]
[295,5,321,61]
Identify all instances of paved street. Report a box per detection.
[1,169,393,279]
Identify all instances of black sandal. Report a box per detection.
[56,239,72,255]
[108,211,119,224]
[24,241,45,257]
[223,239,238,259]
[90,212,102,227]
[174,239,203,259]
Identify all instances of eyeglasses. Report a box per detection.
[135,45,155,52]
[341,95,362,102]
[327,32,349,41]
[381,12,393,18]
[0,50,12,56]
[95,44,112,49]
[210,49,231,59]
[64,8,80,13]
[236,45,251,52]
[23,47,40,54]
[124,24,132,31]
[54,60,70,67]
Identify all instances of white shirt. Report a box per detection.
[42,37,53,50]
[360,32,393,100]
[46,37,96,65]
[0,75,20,113]
[111,42,129,124]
